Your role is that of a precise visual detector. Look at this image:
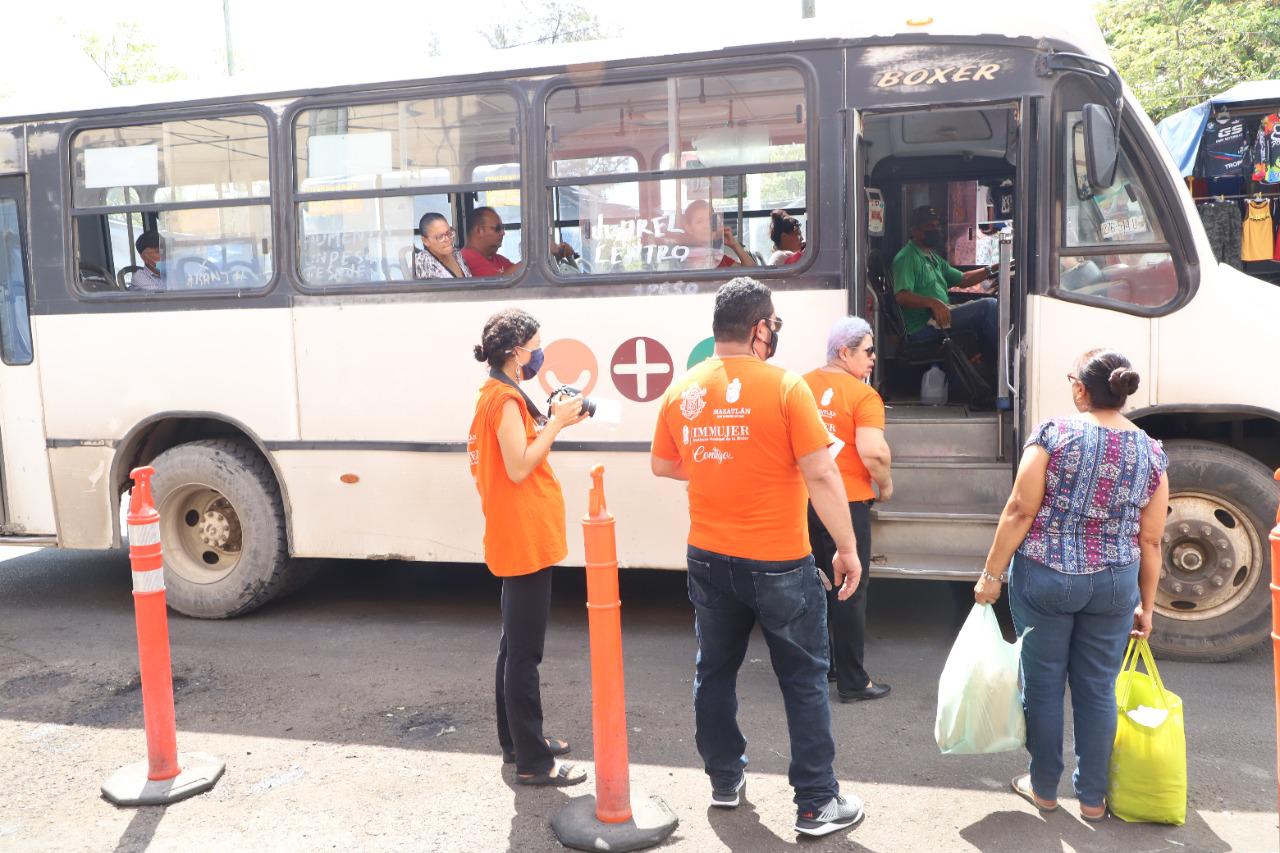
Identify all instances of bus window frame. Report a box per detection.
[536,54,820,285]
[285,82,529,295]
[62,102,280,303]
[1047,78,1199,317]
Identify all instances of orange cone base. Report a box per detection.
[551,792,678,853]
[101,752,225,807]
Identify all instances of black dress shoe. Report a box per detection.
[837,682,891,702]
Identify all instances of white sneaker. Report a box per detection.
[794,794,864,836]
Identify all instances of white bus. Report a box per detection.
[0,10,1275,661]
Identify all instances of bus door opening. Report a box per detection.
[858,104,1021,414]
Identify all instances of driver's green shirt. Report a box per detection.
[891,240,963,334]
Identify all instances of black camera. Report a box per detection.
[548,385,597,418]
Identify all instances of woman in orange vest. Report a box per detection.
[804,316,894,702]
[468,308,588,785]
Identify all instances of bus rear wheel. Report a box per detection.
[150,438,306,618]
[1150,440,1276,662]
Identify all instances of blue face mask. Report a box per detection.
[520,347,544,381]
[153,261,166,277]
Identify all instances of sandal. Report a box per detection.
[516,760,587,787]
[503,737,570,764]
[1080,802,1107,823]
[1011,774,1058,812]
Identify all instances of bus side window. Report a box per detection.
[1055,102,1180,310]
[293,94,521,288]
[545,67,810,278]
[70,115,273,296]
[0,199,32,364]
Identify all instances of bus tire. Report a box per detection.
[1150,440,1276,662]
[149,438,304,618]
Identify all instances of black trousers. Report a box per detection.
[495,567,554,774]
[807,500,874,693]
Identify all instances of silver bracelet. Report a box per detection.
[981,569,1007,584]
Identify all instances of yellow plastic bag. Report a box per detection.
[1108,638,1186,825]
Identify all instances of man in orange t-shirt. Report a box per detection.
[803,316,894,704]
[651,277,866,838]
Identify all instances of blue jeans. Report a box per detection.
[1008,551,1140,806]
[686,546,838,813]
[906,295,998,356]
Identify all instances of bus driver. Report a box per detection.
[891,206,1003,363]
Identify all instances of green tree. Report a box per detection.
[78,21,185,88]
[479,1,610,49]
[1098,0,1280,122]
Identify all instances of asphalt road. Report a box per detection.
[1,547,1276,852]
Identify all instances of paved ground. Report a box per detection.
[1,547,1276,852]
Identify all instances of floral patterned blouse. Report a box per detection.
[1017,418,1168,573]
[414,248,472,279]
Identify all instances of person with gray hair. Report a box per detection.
[804,315,894,702]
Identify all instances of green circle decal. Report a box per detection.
[686,337,715,368]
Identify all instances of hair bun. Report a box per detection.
[1108,367,1140,396]
[473,344,487,362]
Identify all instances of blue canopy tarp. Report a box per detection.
[1155,80,1280,176]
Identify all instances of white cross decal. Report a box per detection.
[613,338,672,398]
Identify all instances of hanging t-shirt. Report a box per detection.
[1241,199,1274,262]
[1201,118,1250,177]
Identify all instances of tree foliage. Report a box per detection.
[78,21,185,88]
[1098,0,1280,122]
[480,1,610,49]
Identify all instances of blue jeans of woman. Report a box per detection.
[686,546,838,813]
[1008,551,1139,806]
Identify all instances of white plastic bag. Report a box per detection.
[935,603,1025,754]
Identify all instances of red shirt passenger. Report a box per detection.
[461,247,516,277]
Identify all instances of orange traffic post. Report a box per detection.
[552,466,677,852]
[1271,469,1280,819]
[101,466,225,807]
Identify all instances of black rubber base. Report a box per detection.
[551,792,678,852]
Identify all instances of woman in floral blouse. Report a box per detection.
[414,212,472,280]
[974,348,1169,822]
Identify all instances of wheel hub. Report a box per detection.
[199,510,232,549]
[1158,494,1259,619]
[160,487,243,585]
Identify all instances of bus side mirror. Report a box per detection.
[1082,103,1119,191]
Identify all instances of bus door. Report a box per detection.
[0,175,55,538]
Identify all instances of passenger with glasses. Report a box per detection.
[414,212,472,279]
[803,316,893,703]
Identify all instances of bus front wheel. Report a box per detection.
[1151,440,1276,662]
[150,438,309,618]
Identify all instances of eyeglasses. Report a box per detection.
[764,315,782,332]
[859,345,875,357]
[427,228,456,242]
[1066,373,1079,384]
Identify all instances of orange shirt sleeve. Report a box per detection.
[651,389,680,460]
[853,386,886,431]
[784,375,832,460]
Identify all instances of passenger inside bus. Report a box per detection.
[462,207,577,278]
[414,213,472,279]
[130,231,166,292]
[669,199,756,270]
[768,209,805,265]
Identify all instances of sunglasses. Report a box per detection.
[763,315,782,332]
